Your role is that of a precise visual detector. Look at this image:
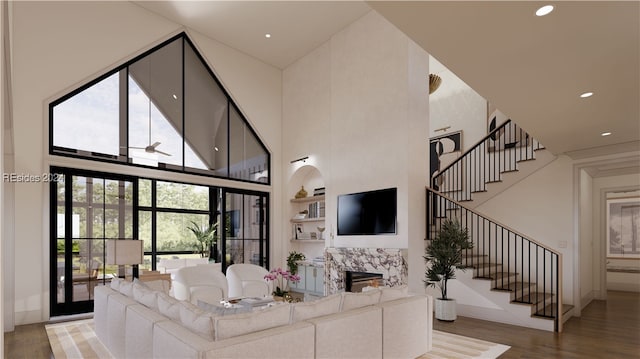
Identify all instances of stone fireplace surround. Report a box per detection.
[324,248,407,295]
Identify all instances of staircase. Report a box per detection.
[427,120,567,332]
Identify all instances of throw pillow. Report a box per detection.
[197,300,251,316]
[179,301,216,341]
[142,279,171,294]
[110,277,122,291]
[133,281,158,309]
[157,293,181,321]
[118,280,134,297]
[215,303,291,341]
[291,294,341,322]
[341,289,381,311]
[380,285,409,302]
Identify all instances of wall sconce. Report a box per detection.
[290,156,309,164]
[434,126,451,133]
[429,74,442,94]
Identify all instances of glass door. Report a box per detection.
[50,168,136,316]
[221,189,269,272]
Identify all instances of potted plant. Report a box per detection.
[264,268,300,302]
[424,218,473,321]
[187,221,218,260]
[286,251,306,275]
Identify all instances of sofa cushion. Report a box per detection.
[341,289,381,311]
[118,280,134,297]
[197,300,251,316]
[142,279,171,294]
[291,294,341,322]
[215,303,291,340]
[380,285,409,302]
[110,277,122,291]
[133,281,158,309]
[179,301,217,341]
[157,293,181,321]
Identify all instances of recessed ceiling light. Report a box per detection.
[214,147,219,152]
[601,132,612,137]
[265,33,271,39]
[536,5,554,17]
[172,94,178,100]
[580,92,594,98]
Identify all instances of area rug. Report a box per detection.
[46,318,510,359]
[420,330,511,359]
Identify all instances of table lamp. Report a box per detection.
[106,239,143,279]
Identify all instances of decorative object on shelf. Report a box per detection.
[293,223,304,239]
[424,219,473,321]
[293,209,308,220]
[429,73,442,94]
[317,227,326,240]
[286,251,306,275]
[295,186,308,199]
[264,268,300,299]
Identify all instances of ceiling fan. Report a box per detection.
[130,141,171,157]
[128,99,171,157]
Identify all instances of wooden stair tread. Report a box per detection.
[513,292,554,304]
[533,303,561,318]
[494,281,536,292]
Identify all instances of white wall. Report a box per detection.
[477,155,575,304]
[282,11,430,292]
[429,56,486,152]
[579,169,594,307]
[8,1,281,325]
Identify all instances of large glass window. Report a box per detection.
[52,73,120,156]
[50,33,270,185]
[51,167,269,317]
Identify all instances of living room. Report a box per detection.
[2,1,639,357]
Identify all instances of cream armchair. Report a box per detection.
[172,265,228,305]
[226,263,271,298]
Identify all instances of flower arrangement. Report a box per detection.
[264,268,300,297]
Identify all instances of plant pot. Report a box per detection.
[435,298,457,321]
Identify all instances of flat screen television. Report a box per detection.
[337,187,397,235]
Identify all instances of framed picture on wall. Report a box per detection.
[487,103,527,152]
[429,131,462,190]
[606,197,640,258]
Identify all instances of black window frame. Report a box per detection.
[49,32,270,186]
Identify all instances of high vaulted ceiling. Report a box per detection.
[135,1,640,160]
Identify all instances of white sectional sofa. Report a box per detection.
[94,280,432,359]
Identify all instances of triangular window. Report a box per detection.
[50,33,270,184]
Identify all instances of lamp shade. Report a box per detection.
[106,240,143,265]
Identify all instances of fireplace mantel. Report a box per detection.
[324,248,407,294]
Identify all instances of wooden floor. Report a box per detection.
[434,290,640,358]
[3,291,639,358]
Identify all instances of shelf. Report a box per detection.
[291,217,325,223]
[290,239,325,243]
[290,195,325,204]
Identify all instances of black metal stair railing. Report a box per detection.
[426,187,562,332]
[432,119,544,203]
